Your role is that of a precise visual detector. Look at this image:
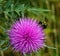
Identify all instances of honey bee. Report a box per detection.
[39,21,47,29]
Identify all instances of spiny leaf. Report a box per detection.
[15,4,25,12]
[0,40,5,46]
[27,8,50,12]
[44,45,56,49]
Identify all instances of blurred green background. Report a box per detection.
[0,0,60,56]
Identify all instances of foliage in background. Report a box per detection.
[0,0,60,56]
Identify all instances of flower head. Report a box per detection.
[8,18,45,53]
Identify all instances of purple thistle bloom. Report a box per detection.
[8,18,45,53]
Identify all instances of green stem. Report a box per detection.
[0,51,4,56]
[23,53,32,56]
[51,4,59,56]
[46,0,50,9]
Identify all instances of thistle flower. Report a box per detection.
[8,18,45,53]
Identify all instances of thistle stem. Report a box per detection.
[0,51,4,56]
[23,53,32,56]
